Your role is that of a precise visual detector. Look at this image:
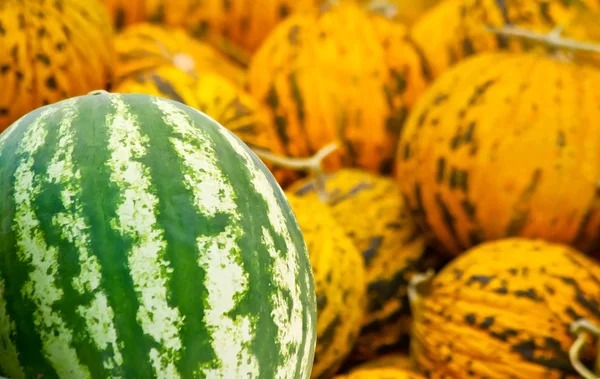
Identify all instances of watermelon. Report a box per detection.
[0,90,317,379]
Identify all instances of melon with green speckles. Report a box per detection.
[0,90,317,378]
[410,0,600,79]
[0,0,116,133]
[333,366,425,379]
[409,238,600,378]
[287,169,431,360]
[347,352,415,371]
[102,0,322,62]
[247,1,432,175]
[101,0,148,30]
[348,0,441,25]
[284,192,367,379]
[113,22,247,88]
[394,50,600,256]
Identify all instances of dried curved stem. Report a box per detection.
[251,142,339,202]
[153,40,197,77]
[172,53,196,75]
[485,24,600,53]
[321,0,338,12]
[87,89,110,96]
[569,318,600,379]
[407,269,435,310]
[365,0,399,19]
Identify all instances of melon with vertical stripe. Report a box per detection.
[284,192,367,379]
[247,1,432,175]
[410,0,600,79]
[394,50,600,257]
[101,0,322,64]
[287,169,430,360]
[0,0,116,133]
[113,22,247,88]
[0,90,317,378]
[348,0,442,25]
[409,238,600,378]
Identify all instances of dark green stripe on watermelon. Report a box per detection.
[73,96,155,378]
[0,107,59,378]
[30,104,109,376]
[130,97,219,374]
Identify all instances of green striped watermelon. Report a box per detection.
[0,90,317,379]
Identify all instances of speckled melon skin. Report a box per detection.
[394,50,600,256]
[248,2,432,176]
[288,168,433,360]
[285,192,368,379]
[0,0,115,132]
[410,0,600,79]
[410,238,600,378]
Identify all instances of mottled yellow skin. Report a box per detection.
[409,0,465,79]
[395,51,600,256]
[334,366,426,379]
[113,22,246,88]
[348,0,442,25]
[350,352,416,371]
[288,169,429,358]
[103,0,322,58]
[171,0,322,58]
[0,0,115,133]
[113,65,299,186]
[101,0,148,29]
[410,238,600,378]
[248,2,431,176]
[334,364,425,379]
[285,193,367,379]
[411,0,600,79]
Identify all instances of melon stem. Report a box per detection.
[366,0,399,19]
[407,269,435,314]
[407,269,435,369]
[154,39,198,77]
[568,318,600,378]
[485,24,600,54]
[87,89,110,96]
[252,142,339,203]
[172,53,196,75]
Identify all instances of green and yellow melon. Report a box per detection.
[394,49,600,256]
[0,0,116,133]
[285,192,367,379]
[113,22,247,88]
[247,1,432,176]
[288,167,429,359]
[410,0,600,79]
[409,238,600,378]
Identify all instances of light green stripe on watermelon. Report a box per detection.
[0,116,22,159]
[300,262,316,378]
[12,106,91,378]
[104,95,184,378]
[213,116,315,379]
[45,98,123,374]
[153,98,260,378]
[0,277,25,379]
